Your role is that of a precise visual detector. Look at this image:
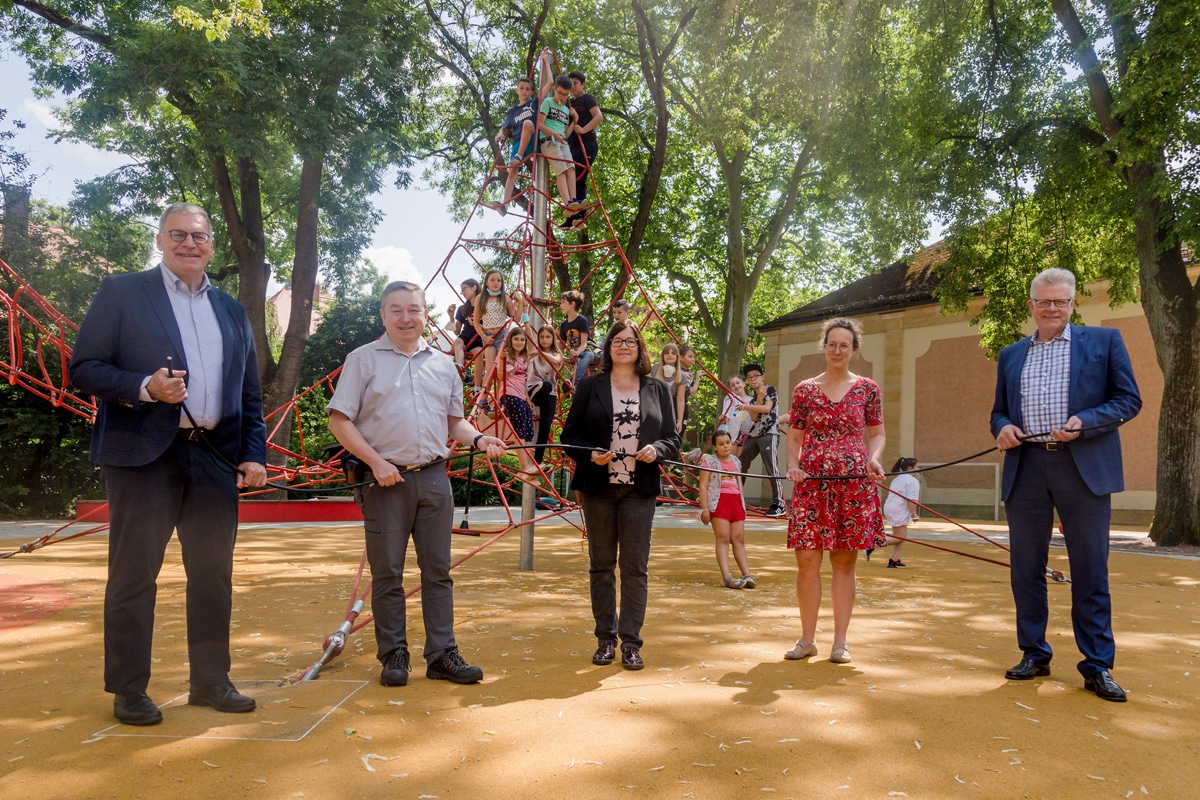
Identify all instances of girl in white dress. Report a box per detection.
[880,457,920,568]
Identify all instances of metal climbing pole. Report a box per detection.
[520,48,556,572]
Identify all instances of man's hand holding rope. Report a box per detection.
[996,417,1083,450]
[237,462,267,489]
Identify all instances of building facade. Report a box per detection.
[757,246,1187,523]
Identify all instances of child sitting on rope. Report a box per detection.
[558,289,593,384]
[487,77,539,217]
[499,326,538,474]
[539,75,582,224]
[717,374,753,457]
[473,268,517,408]
[449,278,483,389]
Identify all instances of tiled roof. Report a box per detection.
[760,240,952,332]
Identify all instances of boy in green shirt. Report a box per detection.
[538,75,581,223]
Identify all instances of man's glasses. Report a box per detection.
[1032,298,1072,309]
[166,230,214,244]
[610,338,639,349]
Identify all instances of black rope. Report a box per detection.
[174,383,1126,495]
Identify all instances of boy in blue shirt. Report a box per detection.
[488,77,539,216]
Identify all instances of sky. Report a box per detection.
[0,54,471,320]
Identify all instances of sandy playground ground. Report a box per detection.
[1,514,1199,799]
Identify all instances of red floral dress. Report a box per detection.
[787,376,884,550]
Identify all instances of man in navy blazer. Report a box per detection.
[69,203,267,725]
[991,268,1141,702]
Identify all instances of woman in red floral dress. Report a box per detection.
[783,318,885,665]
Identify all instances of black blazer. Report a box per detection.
[69,267,267,468]
[560,373,680,496]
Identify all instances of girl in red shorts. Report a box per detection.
[697,430,755,589]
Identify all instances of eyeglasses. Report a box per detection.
[610,338,639,349]
[166,230,213,244]
[823,342,853,352]
[1032,298,1072,309]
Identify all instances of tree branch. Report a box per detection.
[11,0,113,48]
[750,139,815,280]
[666,268,719,340]
[1050,0,1121,139]
[935,114,1110,156]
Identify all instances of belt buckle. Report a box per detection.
[187,428,205,442]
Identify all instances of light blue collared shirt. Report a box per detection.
[1019,323,1072,442]
[139,263,225,428]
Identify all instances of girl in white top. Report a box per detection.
[472,268,517,402]
[525,322,563,466]
[650,343,682,390]
[717,375,752,456]
[880,457,920,568]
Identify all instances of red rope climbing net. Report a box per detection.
[1,50,1033,681]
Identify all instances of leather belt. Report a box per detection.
[177,427,212,442]
[1024,440,1069,451]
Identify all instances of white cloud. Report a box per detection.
[360,245,458,325]
[362,245,422,285]
[22,98,59,128]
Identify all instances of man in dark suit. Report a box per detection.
[70,203,267,725]
[991,268,1141,702]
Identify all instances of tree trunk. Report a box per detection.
[235,157,270,379]
[1131,183,1200,545]
[260,156,323,479]
[1050,0,1200,543]
[716,148,750,382]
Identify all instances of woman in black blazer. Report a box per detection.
[561,321,680,670]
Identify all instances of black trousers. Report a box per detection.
[528,380,557,464]
[569,136,599,203]
[578,485,655,648]
[102,436,239,694]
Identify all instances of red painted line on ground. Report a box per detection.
[0,573,73,633]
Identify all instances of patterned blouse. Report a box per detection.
[478,296,509,330]
[609,384,641,484]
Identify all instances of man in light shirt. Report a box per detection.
[328,281,506,688]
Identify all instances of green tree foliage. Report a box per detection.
[422,0,932,384]
[3,0,435,464]
[920,0,1200,543]
[1,114,153,514]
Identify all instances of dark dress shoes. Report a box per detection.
[592,641,616,666]
[1005,657,1051,680]
[114,691,163,726]
[188,681,257,713]
[621,645,644,671]
[1084,670,1127,702]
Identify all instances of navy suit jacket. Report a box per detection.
[561,373,680,497]
[990,325,1141,501]
[69,267,267,468]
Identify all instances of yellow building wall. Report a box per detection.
[762,277,1178,521]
